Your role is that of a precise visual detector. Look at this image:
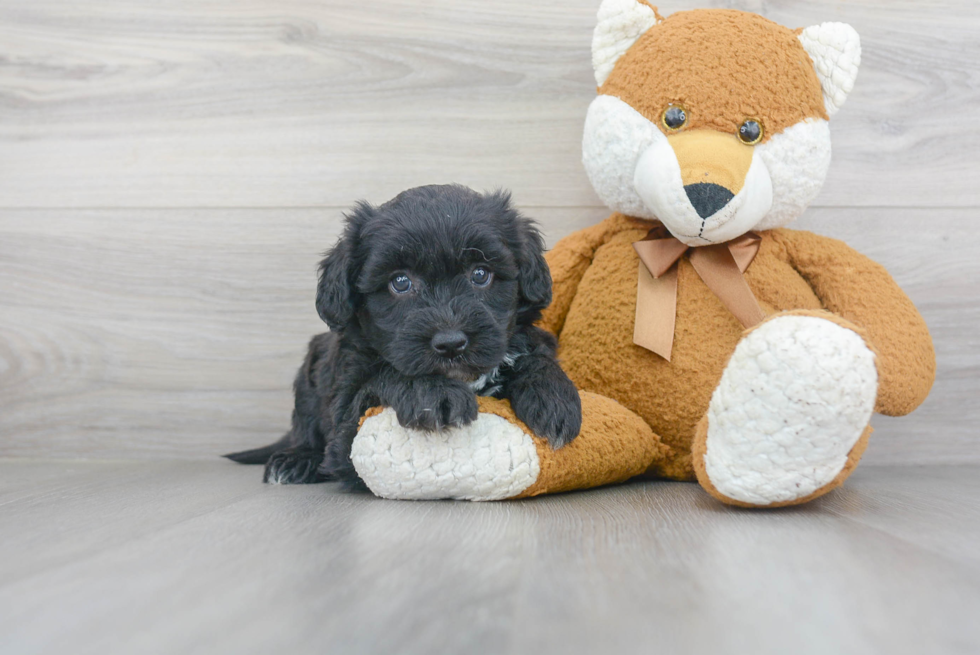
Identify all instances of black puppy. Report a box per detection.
[226,184,582,486]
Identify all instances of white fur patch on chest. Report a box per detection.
[468,366,502,397]
[467,352,521,397]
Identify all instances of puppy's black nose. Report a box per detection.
[684,182,734,219]
[431,331,468,357]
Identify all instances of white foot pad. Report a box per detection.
[704,316,878,505]
[351,408,540,501]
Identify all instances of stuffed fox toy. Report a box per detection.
[350,3,936,507]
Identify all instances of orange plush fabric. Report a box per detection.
[468,394,668,498]
[523,7,933,504]
[539,216,934,482]
[600,10,827,142]
[770,230,936,415]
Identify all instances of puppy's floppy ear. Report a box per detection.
[516,219,552,316]
[489,190,552,320]
[316,202,371,330]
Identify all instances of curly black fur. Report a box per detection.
[225,184,582,486]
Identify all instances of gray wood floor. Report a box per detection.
[1,459,978,655]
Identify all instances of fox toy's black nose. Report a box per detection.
[684,182,734,219]
[431,330,469,357]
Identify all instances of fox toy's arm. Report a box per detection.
[540,213,637,336]
[772,229,936,416]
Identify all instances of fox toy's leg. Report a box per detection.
[692,311,878,508]
[351,392,667,501]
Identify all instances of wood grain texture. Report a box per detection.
[0,0,977,464]
[0,460,978,655]
[0,0,978,208]
[1,206,977,463]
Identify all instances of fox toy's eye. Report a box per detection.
[470,266,493,287]
[662,105,687,131]
[738,119,763,145]
[389,274,412,294]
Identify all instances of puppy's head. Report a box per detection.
[316,184,550,380]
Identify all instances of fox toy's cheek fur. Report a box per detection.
[754,118,832,230]
[582,95,831,244]
[582,94,660,222]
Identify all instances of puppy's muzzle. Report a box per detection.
[431,330,469,358]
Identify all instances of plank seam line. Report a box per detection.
[0,205,976,212]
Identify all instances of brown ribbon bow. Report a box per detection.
[632,224,766,361]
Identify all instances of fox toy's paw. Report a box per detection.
[693,313,878,507]
[351,400,541,501]
[351,393,665,501]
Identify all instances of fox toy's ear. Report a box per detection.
[798,23,862,116]
[592,0,660,87]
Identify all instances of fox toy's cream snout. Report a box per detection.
[584,1,861,245]
[669,130,754,200]
[632,127,774,244]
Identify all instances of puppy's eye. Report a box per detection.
[662,105,687,131]
[470,267,493,287]
[738,119,763,145]
[389,274,412,295]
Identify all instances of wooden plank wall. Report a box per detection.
[1,0,977,464]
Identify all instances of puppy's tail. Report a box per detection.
[223,434,290,465]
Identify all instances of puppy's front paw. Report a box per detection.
[509,375,582,449]
[392,378,479,431]
[264,448,327,484]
